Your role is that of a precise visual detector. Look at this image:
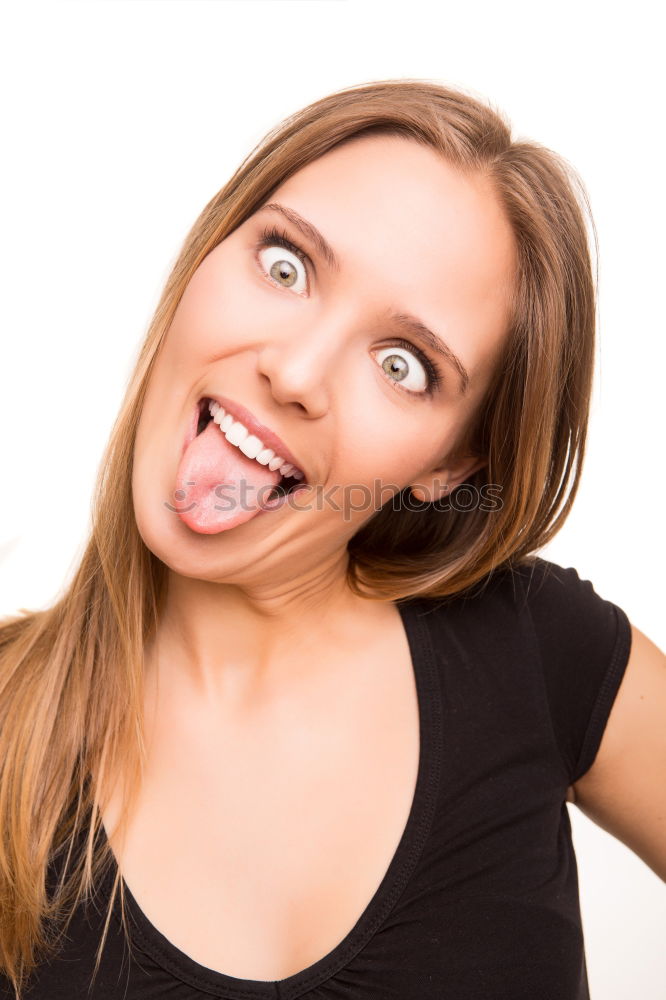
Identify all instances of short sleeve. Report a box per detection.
[517,557,633,785]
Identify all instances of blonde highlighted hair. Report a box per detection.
[0,78,597,996]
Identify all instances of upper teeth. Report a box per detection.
[206,400,304,480]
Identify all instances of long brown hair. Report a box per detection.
[0,78,597,996]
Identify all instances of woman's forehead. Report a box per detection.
[265,135,515,299]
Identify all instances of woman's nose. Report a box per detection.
[256,322,340,418]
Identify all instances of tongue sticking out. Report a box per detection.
[173,419,282,534]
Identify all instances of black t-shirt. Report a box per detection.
[3,556,633,999]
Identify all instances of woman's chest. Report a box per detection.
[101,623,420,982]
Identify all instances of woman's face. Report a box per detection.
[132,135,516,586]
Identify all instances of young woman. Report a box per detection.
[0,79,663,1000]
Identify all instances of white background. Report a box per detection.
[1,1,664,995]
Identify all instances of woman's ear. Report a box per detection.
[409,454,486,503]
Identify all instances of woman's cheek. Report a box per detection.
[342,429,425,490]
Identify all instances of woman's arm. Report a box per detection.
[572,624,666,882]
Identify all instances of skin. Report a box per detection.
[131,134,517,711]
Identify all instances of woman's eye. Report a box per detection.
[257,245,308,294]
[374,345,430,394]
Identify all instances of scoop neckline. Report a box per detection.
[99,596,443,1000]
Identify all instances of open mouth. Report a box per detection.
[195,397,308,503]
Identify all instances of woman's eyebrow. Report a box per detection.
[259,201,471,396]
[389,312,470,396]
[261,202,341,272]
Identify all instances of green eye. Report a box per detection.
[258,245,306,292]
[256,226,311,294]
[374,345,430,395]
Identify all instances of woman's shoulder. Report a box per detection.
[412,554,632,716]
[416,554,623,623]
[413,555,633,786]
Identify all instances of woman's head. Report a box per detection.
[132,131,517,596]
[127,78,595,601]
